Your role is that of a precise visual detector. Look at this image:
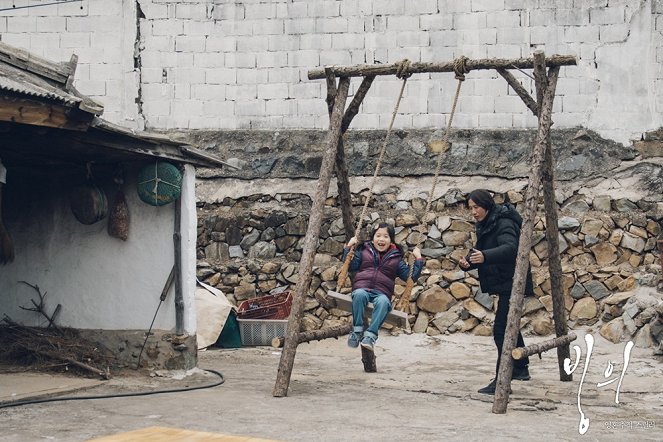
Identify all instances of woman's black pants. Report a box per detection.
[493,294,529,373]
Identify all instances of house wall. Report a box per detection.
[0,0,661,145]
[0,162,197,336]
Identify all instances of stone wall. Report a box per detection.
[195,186,663,348]
[188,126,662,350]
[76,330,197,370]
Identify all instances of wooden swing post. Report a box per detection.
[493,50,561,413]
[273,77,351,397]
[499,56,573,384]
[540,101,574,384]
[271,52,578,400]
[328,72,376,241]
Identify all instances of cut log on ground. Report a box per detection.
[512,333,577,360]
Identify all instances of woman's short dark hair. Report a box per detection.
[467,189,495,211]
[371,222,396,243]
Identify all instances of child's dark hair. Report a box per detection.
[466,189,495,212]
[369,222,403,253]
[371,222,396,243]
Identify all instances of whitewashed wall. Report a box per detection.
[1,0,661,144]
[0,164,197,334]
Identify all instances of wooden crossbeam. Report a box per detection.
[308,55,576,79]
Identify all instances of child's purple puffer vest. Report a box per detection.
[353,244,402,300]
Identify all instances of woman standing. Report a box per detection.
[343,222,424,350]
[459,189,533,394]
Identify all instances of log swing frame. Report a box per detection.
[272,51,578,407]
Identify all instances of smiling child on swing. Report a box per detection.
[342,222,425,350]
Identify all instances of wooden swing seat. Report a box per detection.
[325,291,409,329]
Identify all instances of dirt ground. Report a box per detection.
[0,328,661,442]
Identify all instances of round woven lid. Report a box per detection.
[136,162,182,206]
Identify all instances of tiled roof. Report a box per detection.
[0,62,82,106]
[0,41,103,115]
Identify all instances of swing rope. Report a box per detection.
[395,56,469,312]
[336,59,412,290]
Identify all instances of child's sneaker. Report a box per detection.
[360,333,376,350]
[347,331,362,348]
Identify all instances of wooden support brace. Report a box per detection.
[271,323,353,348]
[506,59,573,382]
[325,68,337,114]
[512,333,577,360]
[492,50,560,414]
[540,91,573,384]
[272,78,351,398]
[530,54,575,382]
[308,55,576,79]
[325,72,354,239]
[341,76,375,133]
[327,74,376,241]
[496,68,538,116]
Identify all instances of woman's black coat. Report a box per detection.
[468,203,534,296]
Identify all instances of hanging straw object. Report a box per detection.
[108,170,130,241]
[0,158,14,264]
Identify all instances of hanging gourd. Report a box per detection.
[70,163,108,225]
[136,161,182,206]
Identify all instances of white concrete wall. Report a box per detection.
[180,163,197,335]
[0,164,186,331]
[1,0,661,144]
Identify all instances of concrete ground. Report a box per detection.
[0,328,661,442]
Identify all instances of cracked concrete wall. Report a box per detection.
[588,0,662,143]
[1,0,661,145]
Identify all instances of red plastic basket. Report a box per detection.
[237,292,293,320]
